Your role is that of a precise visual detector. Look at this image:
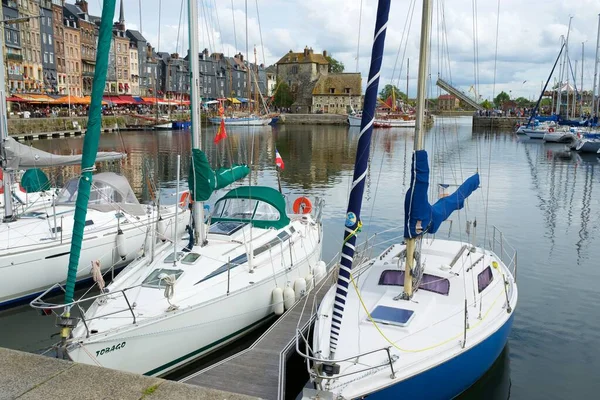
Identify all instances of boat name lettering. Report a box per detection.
[96,342,126,357]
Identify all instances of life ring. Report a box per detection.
[293,197,312,214]
[548,127,555,133]
[179,191,192,208]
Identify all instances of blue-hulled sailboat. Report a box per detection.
[298,0,518,398]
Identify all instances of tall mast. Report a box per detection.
[565,17,572,119]
[404,0,432,297]
[556,36,564,115]
[188,0,205,244]
[592,14,600,117]
[328,0,391,358]
[0,19,14,221]
[406,58,410,107]
[581,42,584,116]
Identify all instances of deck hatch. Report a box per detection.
[369,305,415,327]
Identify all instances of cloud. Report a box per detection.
[86,0,600,100]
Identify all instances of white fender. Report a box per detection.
[294,278,307,301]
[305,274,314,291]
[157,218,167,241]
[283,286,295,310]
[116,229,127,260]
[272,287,284,316]
[314,261,327,281]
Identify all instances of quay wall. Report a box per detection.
[0,347,258,400]
[472,116,527,130]
[278,113,348,125]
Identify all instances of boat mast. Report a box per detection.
[0,19,14,221]
[565,17,572,119]
[406,58,409,110]
[63,0,117,307]
[328,0,391,358]
[581,42,584,116]
[404,0,432,298]
[188,0,206,244]
[592,14,600,117]
[556,36,564,116]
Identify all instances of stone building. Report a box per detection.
[51,0,66,94]
[63,17,81,97]
[63,0,96,95]
[128,42,139,95]
[265,65,276,96]
[145,44,158,96]
[276,47,329,113]
[3,1,23,93]
[112,3,130,95]
[40,0,56,93]
[126,29,147,95]
[438,94,459,111]
[19,0,43,92]
[311,73,362,114]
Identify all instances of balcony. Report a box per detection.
[7,53,23,62]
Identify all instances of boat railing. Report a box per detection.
[490,225,518,281]
[30,282,140,338]
[295,327,398,382]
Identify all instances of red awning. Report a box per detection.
[6,96,27,102]
[104,95,135,105]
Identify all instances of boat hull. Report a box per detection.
[154,123,173,130]
[348,115,416,127]
[172,121,191,130]
[543,132,575,143]
[208,117,270,126]
[66,247,321,376]
[523,129,547,139]
[575,139,600,153]
[366,314,514,400]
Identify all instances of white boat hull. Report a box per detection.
[208,116,270,126]
[543,132,575,143]
[348,114,416,127]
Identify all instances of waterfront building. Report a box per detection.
[311,73,361,114]
[126,29,147,95]
[276,47,329,113]
[128,41,138,95]
[145,43,158,96]
[63,15,81,97]
[3,0,23,94]
[40,0,57,94]
[51,0,66,94]
[19,0,43,92]
[265,65,276,96]
[438,94,459,111]
[64,0,96,95]
[112,1,130,95]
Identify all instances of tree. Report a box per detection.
[493,91,510,107]
[540,98,552,107]
[514,97,532,107]
[325,55,345,73]
[379,84,407,102]
[273,81,294,108]
[480,99,493,110]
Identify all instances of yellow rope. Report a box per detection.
[344,220,363,244]
[348,269,505,353]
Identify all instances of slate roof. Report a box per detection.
[312,73,362,95]
[276,49,329,65]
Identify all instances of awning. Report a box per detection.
[204,100,219,105]
[103,95,135,105]
[6,96,27,102]
[81,96,108,105]
[141,97,159,104]
[26,94,57,103]
[53,95,88,105]
[227,97,241,104]
[236,97,249,103]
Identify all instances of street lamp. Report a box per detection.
[0,15,43,222]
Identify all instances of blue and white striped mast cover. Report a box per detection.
[329,0,391,356]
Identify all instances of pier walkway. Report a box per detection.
[182,272,335,399]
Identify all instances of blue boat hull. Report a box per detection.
[172,121,191,130]
[366,314,514,400]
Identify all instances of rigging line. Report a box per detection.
[389,0,416,86]
[176,0,185,65]
[254,0,266,68]
[395,0,417,92]
[231,0,238,54]
[355,0,364,72]
[212,0,224,53]
[491,0,500,100]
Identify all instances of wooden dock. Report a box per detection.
[181,272,335,400]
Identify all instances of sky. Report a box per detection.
[86,0,600,101]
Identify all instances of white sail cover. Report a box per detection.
[3,137,126,170]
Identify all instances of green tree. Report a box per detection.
[540,98,552,107]
[325,55,345,73]
[514,97,532,107]
[379,84,407,102]
[480,99,493,109]
[273,81,294,108]
[493,91,510,107]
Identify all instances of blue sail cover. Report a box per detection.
[404,150,480,238]
[534,115,558,122]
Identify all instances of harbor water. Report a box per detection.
[1,116,599,399]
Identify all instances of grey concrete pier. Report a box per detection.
[0,347,257,400]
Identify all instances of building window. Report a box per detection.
[329,88,335,94]
[291,66,298,74]
[344,88,351,94]
[43,52,48,63]
[48,34,52,45]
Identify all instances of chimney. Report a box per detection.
[304,46,309,56]
[323,50,328,57]
[76,0,89,14]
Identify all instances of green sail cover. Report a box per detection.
[188,149,250,202]
[64,0,117,304]
[215,164,250,190]
[21,169,50,193]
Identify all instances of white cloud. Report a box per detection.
[86,0,600,100]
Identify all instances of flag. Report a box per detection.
[275,149,285,170]
[214,118,227,143]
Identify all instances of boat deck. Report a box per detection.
[181,272,334,399]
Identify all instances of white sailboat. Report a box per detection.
[299,1,517,399]
[31,0,324,377]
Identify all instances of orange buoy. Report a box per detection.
[548,127,555,133]
[179,191,192,208]
[293,197,312,214]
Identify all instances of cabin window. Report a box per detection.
[209,221,246,235]
[378,270,450,296]
[142,268,184,288]
[182,253,201,264]
[213,199,280,222]
[163,252,185,263]
[478,266,494,293]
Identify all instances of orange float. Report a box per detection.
[293,196,312,214]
